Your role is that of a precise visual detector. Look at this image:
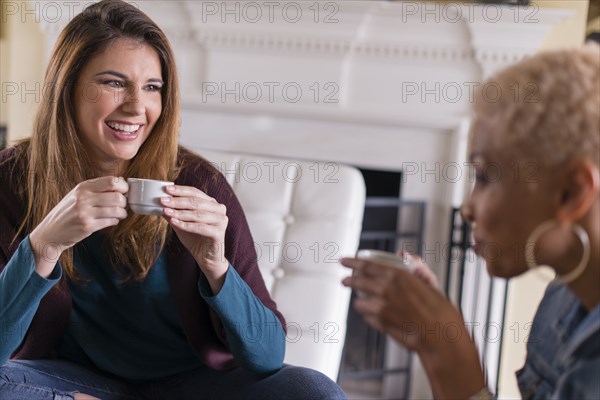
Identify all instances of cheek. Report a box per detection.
[147,97,163,126]
[147,102,162,132]
[475,193,506,234]
[153,98,163,121]
[79,92,113,122]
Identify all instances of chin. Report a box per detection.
[485,261,525,279]
[111,147,141,161]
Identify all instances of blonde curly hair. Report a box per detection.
[473,44,599,169]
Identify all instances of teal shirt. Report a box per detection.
[0,235,285,379]
[58,234,203,380]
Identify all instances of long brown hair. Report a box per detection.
[16,0,180,281]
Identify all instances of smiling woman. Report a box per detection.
[75,39,163,175]
[0,1,346,399]
[12,0,181,283]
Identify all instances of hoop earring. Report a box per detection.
[525,220,590,284]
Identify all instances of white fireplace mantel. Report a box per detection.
[35,1,574,135]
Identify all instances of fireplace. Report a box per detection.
[0,125,6,150]
[339,167,426,399]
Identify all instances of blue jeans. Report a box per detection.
[0,359,347,399]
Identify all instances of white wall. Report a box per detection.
[1,0,45,143]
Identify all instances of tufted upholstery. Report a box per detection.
[196,149,366,380]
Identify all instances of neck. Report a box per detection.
[566,245,600,311]
[93,160,128,177]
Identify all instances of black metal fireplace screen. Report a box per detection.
[338,167,424,399]
[338,177,507,399]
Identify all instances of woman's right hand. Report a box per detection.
[340,257,486,398]
[401,252,440,290]
[29,176,129,277]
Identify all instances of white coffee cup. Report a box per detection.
[127,178,174,216]
[355,249,415,272]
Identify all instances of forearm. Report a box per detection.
[199,267,285,375]
[418,326,486,399]
[0,236,61,364]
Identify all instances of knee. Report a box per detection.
[0,364,12,383]
[0,361,28,383]
[272,365,347,399]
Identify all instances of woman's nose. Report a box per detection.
[460,201,474,224]
[121,85,144,115]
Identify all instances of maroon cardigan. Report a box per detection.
[0,146,285,370]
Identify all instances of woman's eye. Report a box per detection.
[104,80,125,89]
[475,173,488,186]
[145,84,162,92]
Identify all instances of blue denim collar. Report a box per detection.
[558,302,600,366]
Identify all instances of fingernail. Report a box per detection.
[166,185,175,192]
[162,197,171,204]
[164,208,173,215]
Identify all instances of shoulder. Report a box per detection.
[0,145,19,170]
[0,145,28,257]
[553,302,600,398]
[0,145,27,194]
[527,281,580,354]
[176,146,222,184]
[175,146,235,205]
[535,281,579,320]
[554,354,600,399]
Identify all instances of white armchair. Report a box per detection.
[197,149,366,380]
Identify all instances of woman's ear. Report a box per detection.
[558,160,600,223]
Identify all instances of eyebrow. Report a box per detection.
[95,70,164,85]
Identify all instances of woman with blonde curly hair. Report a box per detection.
[342,44,600,399]
[0,1,346,399]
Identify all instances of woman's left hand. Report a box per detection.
[161,184,229,293]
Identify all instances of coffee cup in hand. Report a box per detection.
[355,250,415,272]
[127,178,174,216]
[353,250,415,297]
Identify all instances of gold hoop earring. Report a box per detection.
[525,220,590,284]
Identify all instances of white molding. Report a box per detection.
[464,4,576,77]
[181,98,462,131]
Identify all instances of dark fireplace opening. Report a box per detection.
[338,167,426,399]
[0,125,6,150]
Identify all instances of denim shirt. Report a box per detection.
[516,281,600,399]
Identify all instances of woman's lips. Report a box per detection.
[472,237,483,255]
[472,241,482,255]
[105,121,142,141]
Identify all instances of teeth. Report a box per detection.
[106,121,140,133]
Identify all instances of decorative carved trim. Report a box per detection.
[181,98,463,131]
[190,28,476,62]
[31,0,576,125]
[464,4,576,77]
[33,1,574,70]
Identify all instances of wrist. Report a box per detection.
[201,259,229,295]
[29,230,62,278]
[419,328,486,399]
[469,387,494,400]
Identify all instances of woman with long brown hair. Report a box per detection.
[0,1,346,399]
